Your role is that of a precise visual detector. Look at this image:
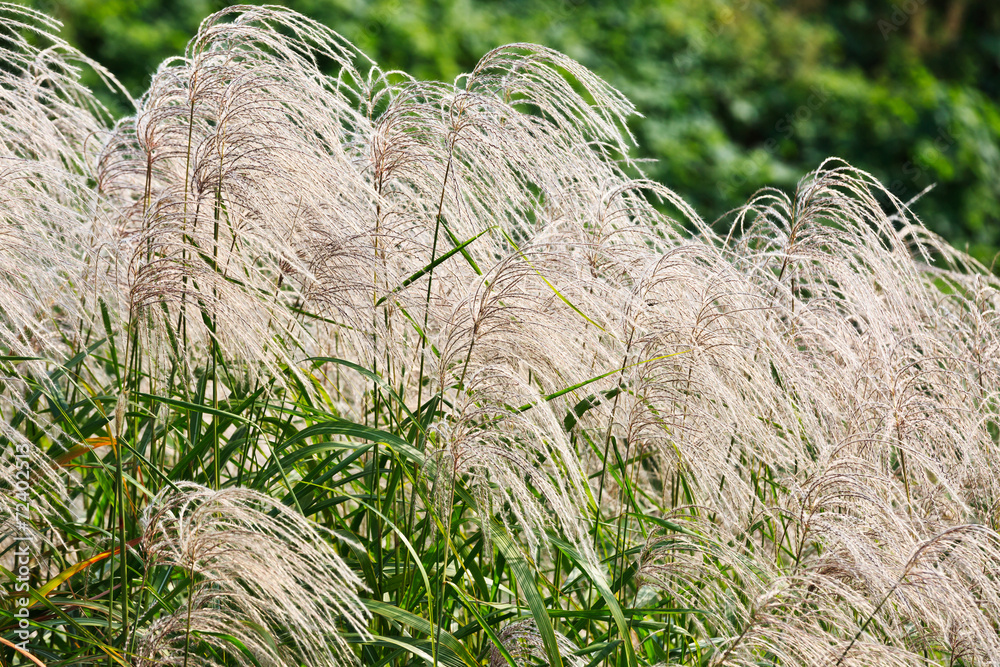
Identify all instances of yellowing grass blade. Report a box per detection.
[33,537,141,601]
[54,436,116,467]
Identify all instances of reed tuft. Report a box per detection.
[1,5,999,667]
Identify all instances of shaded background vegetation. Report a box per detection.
[24,0,1000,264]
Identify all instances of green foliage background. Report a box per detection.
[25,0,1000,264]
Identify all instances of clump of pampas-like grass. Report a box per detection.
[138,483,369,667]
[2,3,1000,667]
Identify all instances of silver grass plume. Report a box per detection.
[0,3,116,360]
[638,506,1000,666]
[90,5,383,382]
[0,421,66,557]
[486,619,584,667]
[138,483,370,667]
